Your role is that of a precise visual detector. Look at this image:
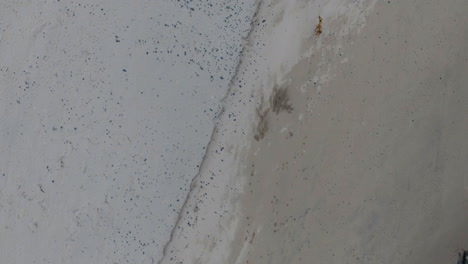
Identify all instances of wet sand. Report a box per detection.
[162,0,468,263]
[233,0,468,263]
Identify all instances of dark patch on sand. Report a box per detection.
[254,83,293,141]
[254,103,269,141]
[270,83,293,114]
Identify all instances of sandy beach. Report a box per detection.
[0,1,256,263]
[1,0,467,263]
[161,0,468,263]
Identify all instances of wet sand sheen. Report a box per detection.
[231,0,468,263]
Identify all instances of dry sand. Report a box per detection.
[0,1,256,263]
[161,0,468,263]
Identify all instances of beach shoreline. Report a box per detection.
[161,0,468,263]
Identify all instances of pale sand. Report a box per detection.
[0,2,257,263]
[161,0,468,263]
